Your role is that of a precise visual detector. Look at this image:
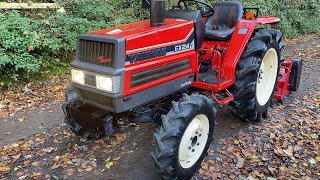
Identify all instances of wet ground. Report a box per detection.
[0,99,247,180]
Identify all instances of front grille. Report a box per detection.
[131,59,190,87]
[76,88,114,108]
[78,39,115,67]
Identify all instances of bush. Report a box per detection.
[0,11,108,82]
[210,0,320,37]
[0,12,42,81]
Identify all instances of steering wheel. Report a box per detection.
[177,0,214,17]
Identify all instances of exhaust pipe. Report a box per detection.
[150,0,165,27]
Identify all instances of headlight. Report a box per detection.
[96,75,121,93]
[96,75,113,92]
[71,69,84,84]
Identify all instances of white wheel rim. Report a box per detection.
[256,48,278,106]
[178,114,209,169]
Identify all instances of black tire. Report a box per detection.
[62,87,105,139]
[151,93,216,180]
[289,58,303,91]
[228,29,283,122]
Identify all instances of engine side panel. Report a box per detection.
[116,73,195,113]
[124,51,197,96]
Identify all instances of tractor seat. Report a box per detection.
[204,1,243,41]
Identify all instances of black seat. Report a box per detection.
[204,1,243,41]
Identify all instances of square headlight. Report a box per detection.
[71,69,84,84]
[96,75,121,93]
[96,75,113,92]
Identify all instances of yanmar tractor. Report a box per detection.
[62,0,302,179]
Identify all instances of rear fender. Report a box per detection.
[222,16,280,87]
[257,16,280,25]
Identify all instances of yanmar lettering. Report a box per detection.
[126,47,167,64]
[98,56,112,63]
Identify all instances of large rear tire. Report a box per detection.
[228,29,283,122]
[151,93,216,179]
[62,88,106,139]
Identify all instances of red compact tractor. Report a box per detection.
[62,0,302,179]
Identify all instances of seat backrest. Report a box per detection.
[205,1,243,31]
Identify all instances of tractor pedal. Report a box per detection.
[211,89,234,105]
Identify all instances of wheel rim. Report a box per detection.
[256,48,278,106]
[178,114,209,169]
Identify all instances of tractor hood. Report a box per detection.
[89,18,195,56]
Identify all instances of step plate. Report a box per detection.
[198,70,218,85]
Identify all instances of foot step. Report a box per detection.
[211,89,234,105]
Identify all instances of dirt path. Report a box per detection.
[0,98,247,180]
[0,36,319,180]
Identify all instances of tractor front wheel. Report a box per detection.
[228,29,282,122]
[151,93,216,179]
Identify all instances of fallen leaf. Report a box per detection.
[51,163,60,170]
[208,159,215,164]
[234,140,240,145]
[12,154,21,160]
[27,45,34,52]
[30,172,42,179]
[308,158,316,165]
[23,160,30,167]
[235,153,244,168]
[252,154,258,159]
[43,147,55,153]
[283,148,293,157]
[0,166,11,173]
[85,167,93,172]
[105,162,113,169]
[18,117,25,122]
[310,133,318,139]
[303,162,308,167]
[32,161,40,167]
[113,156,121,161]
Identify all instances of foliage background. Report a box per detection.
[0,0,319,84]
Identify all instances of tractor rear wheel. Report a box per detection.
[228,29,283,122]
[151,93,216,179]
[62,88,106,139]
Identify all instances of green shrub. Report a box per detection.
[223,0,320,37]
[0,10,108,82]
[0,12,42,81]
